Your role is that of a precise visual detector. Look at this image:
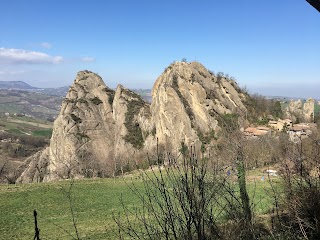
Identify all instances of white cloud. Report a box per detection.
[0,70,25,75]
[80,56,95,62]
[40,42,52,49]
[0,47,63,64]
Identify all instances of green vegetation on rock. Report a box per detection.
[90,96,103,105]
[103,87,115,105]
[70,113,82,124]
[196,128,216,145]
[123,90,146,149]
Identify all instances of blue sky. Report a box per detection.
[0,0,319,98]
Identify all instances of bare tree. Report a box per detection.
[114,134,268,239]
[280,134,320,239]
[115,146,222,239]
[58,179,81,240]
[217,113,255,239]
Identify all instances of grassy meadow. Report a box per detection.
[0,177,143,239]
[0,116,53,137]
[0,169,278,240]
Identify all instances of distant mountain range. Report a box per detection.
[0,81,153,100]
[0,81,69,97]
[36,86,70,97]
[1,81,317,103]
[0,81,38,90]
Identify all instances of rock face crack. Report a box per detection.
[172,74,195,127]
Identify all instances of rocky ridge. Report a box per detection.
[18,62,248,183]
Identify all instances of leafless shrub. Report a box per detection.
[269,133,320,239]
[114,141,269,239]
[115,147,222,239]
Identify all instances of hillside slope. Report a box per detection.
[0,89,62,120]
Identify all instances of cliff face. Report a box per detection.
[285,98,314,123]
[152,61,246,151]
[19,71,116,182]
[18,62,247,183]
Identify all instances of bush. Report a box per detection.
[103,87,115,105]
[90,96,103,105]
[243,94,283,123]
[269,134,320,239]
[123,90,146,149]
[115,143,267,239]
[70,114,82,124]
[115,148,221,239]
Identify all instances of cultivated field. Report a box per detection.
[0,116,52,137]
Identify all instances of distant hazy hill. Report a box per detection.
[0,80,151,100]
[0,81,38,90]
[131,89,152,102]
[0,89,62,120]
[35,86,70,97]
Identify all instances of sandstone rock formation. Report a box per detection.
[152,61,247,151]
[18,71,156,182]
[18,62,248,183]
[285,98,314,123]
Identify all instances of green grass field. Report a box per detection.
[0,177,144,239]
[32,129,53,137]
[0,104,24,114]
[0,116,53,138]
[0,172,277,240]
[5,128,25,135]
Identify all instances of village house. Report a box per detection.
[268,119,293,131]
[244,126,271,137]
[287,123,313,143]
[289,124,311,136]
